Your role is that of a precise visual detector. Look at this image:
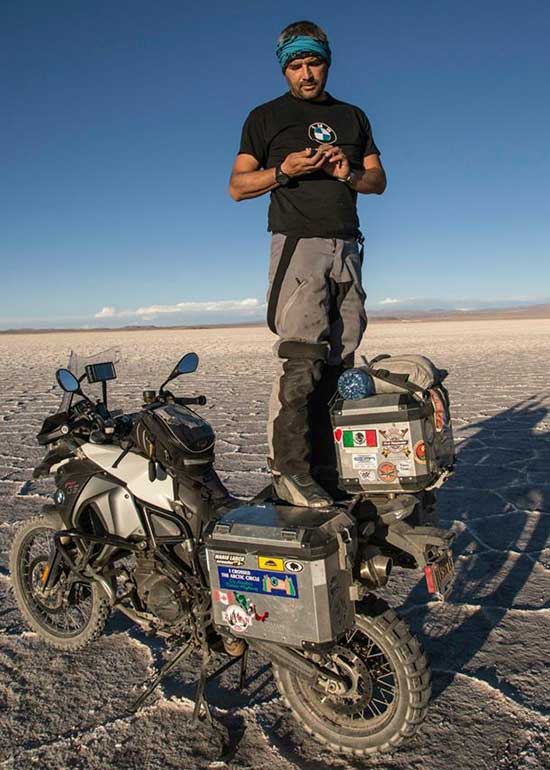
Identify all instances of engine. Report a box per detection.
[133,556,191,624]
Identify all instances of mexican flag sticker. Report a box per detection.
[343,429,377,448]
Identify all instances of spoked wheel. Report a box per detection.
[272,598,431,756]
[10,513,110,650]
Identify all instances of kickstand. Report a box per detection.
[192,646,212,723]
[192,649,248,723]
[130,638,194,713]
[131,639,247,721]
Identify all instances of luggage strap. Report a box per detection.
[267,235,300,333]
[361,356,428,398]
[357,231,365,266]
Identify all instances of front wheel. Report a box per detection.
[9,513,110,651]
[272,598,431,756]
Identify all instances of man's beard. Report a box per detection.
[291,73,327,101]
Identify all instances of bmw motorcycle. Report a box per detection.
[9,350,455,756]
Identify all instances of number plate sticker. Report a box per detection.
[424,551,455,600]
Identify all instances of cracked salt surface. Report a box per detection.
[0,320,549,769]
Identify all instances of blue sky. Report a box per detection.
[1,0,549,328]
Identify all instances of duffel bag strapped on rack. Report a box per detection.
[362,353,448,396]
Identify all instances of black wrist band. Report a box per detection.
[275,164,290,186]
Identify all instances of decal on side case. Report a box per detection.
[218,567,299,599]
[257,556,284,571]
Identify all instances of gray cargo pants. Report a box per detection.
[267,234,367,477]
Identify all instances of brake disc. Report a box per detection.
[314,645,374,716]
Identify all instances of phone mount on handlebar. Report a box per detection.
[85,362,117,407]
[59,347,122,413]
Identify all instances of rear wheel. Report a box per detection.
[272,598,431,756]
[9,513,110,650]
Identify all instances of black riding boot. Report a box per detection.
[270,341,333,508]
[308,356,356,500]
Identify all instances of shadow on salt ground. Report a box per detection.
[403,394,550,706]
[104,608,276,712]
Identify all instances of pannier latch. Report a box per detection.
[281,528,299,541]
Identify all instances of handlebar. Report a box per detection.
[38,387,208,447]
[174,395,207,406]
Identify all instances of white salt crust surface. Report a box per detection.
[0,319,549,769]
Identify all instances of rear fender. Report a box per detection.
[384,520,454,568]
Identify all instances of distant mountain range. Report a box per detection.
[2,303,550,334]
[367,301,550,321]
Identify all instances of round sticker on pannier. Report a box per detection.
[222,604,252,633]
[415,441,426,463]
[377,462,398,483]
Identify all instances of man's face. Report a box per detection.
[284,55,329,101]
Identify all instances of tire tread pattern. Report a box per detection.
[9,514,111,651]
[272,597,431,757]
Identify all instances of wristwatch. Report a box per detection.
[336,172,355,186]
[275,164,291,187]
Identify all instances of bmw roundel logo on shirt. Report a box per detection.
[308,122,337,144]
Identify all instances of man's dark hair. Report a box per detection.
[278,20,328,44]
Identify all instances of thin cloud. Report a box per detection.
[94,298,264,319]
[379,297,402,305]
[95,306,116,318]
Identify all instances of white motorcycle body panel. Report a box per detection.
[81,443,175,511]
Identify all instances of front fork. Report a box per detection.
[41,545,64,593]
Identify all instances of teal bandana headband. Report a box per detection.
[276,35,331,71]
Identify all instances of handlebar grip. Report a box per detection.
[176,395,207,406]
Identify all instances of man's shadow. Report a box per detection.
[402,394,550,707]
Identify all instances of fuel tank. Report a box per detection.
[81,444,175,511]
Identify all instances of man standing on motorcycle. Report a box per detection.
[229,20,386,507]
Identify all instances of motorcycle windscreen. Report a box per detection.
[60,346,122,412]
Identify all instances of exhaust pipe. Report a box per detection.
[359,548,393,589]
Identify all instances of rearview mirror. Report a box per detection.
[56,369,80,393]
[175,352,199,375]
[159,352,199,393]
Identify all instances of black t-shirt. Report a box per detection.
[238,92,380,238]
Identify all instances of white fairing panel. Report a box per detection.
[81,444,175,511]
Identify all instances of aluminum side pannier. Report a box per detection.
[331,354,455,494]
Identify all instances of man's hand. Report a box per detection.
[280,147,330,177]
[319,145,351,179]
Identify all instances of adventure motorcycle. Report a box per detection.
[9,350,456,756]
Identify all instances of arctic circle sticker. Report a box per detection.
[378,462,398,483]
[284,560,304,573]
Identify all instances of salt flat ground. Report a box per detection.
[0,319,549,770]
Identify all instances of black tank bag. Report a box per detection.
[131,403,215,473]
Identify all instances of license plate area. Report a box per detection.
[424,550,454,600]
